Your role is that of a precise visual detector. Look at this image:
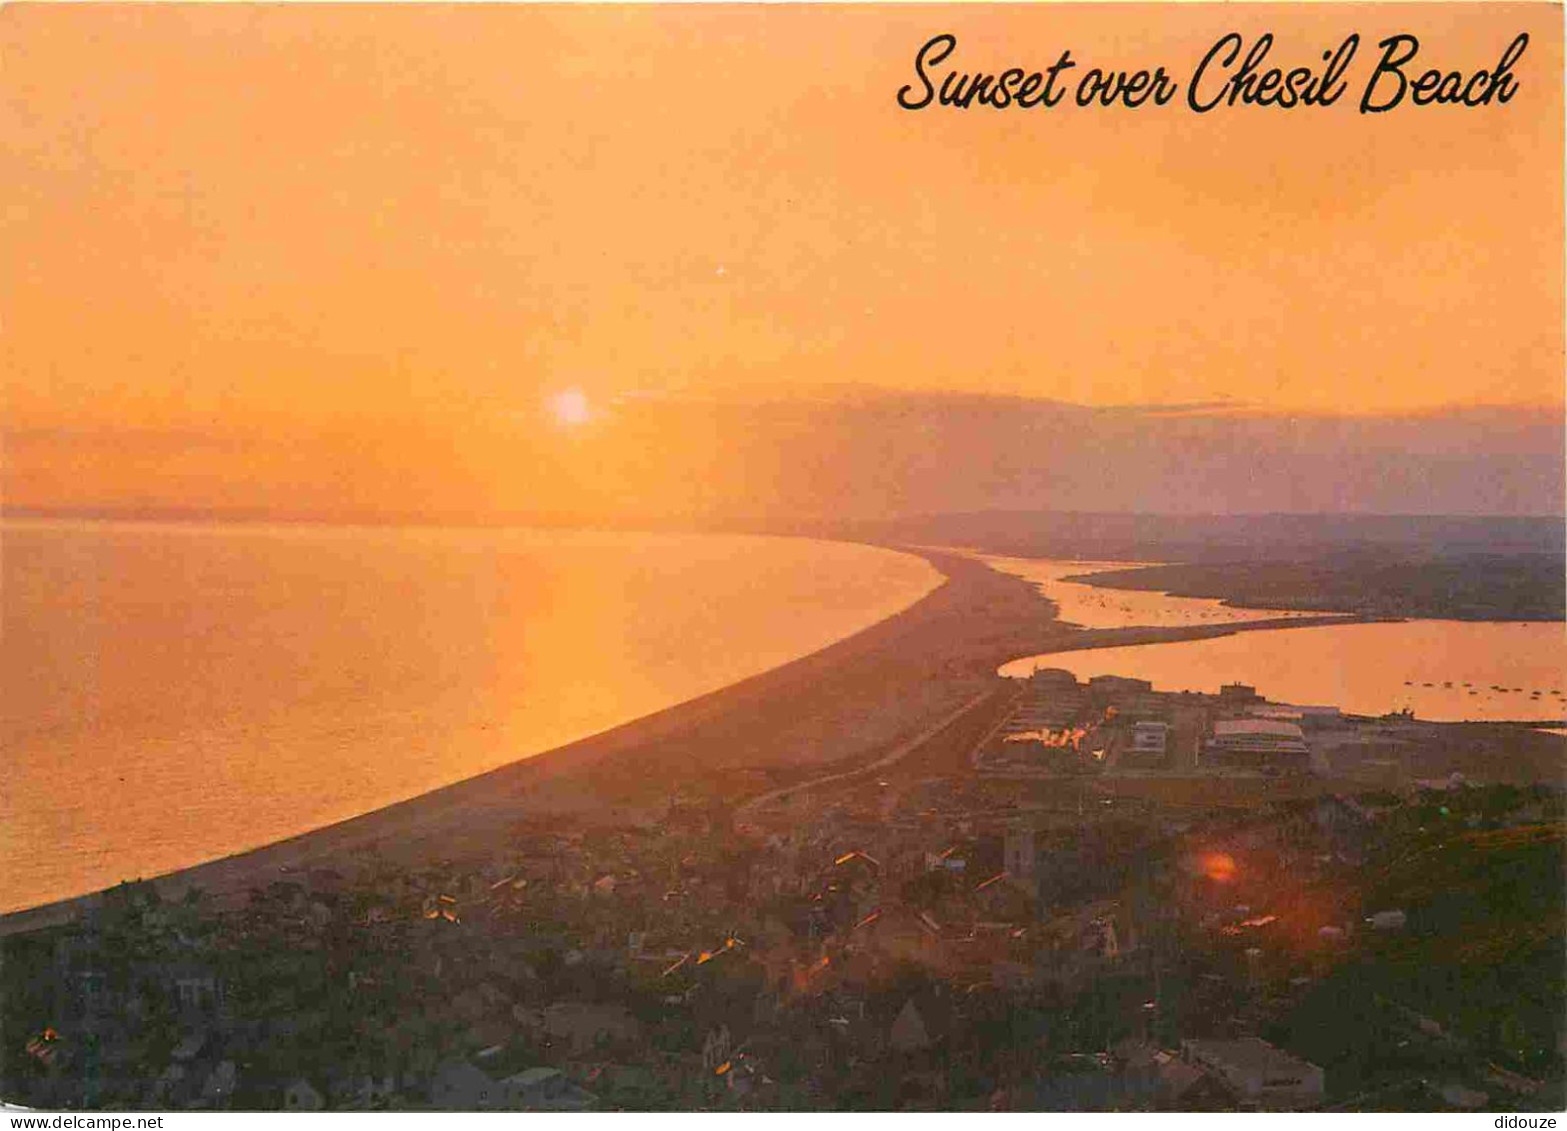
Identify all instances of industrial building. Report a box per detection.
[1203,718,1310,770]
[1089,675,1154,698]
[1218,683,1263,707]
[1246,702,1344,730]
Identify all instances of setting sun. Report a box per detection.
[549,388,592,427]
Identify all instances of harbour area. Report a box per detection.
[3,548,1563,1112]
[972,667,1566,786]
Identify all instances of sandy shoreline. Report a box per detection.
[0,545,1374,936]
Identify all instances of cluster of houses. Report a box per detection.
[6,776,1558,1111]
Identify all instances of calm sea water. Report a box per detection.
[998,561,1565,724]
[0,521,940,913]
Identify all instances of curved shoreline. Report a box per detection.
[997,612,1376,658]
[0,528,939,918]
[0,545,1503,936]
[0,544,1059,934]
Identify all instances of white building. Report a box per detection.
[1205,719,1310,768]
[1131,721,1169,756]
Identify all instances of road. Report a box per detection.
[968,687,1027,769]
[735,689,996,821]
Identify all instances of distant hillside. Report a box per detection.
[830,511,1564,562]
[1068,555,1566,622]
[816,511,1565,622]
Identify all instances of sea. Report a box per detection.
[0,520,941,913]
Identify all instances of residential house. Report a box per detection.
[888,999,932,1053]
[510,1066,597,1111]
[514,1001,643,1056]
[429,1051,596,1110]
[330,1071,398,1110]
[197,1061,237,1109]
[282,1078,325,1111]
[1180,1038,1324,1110]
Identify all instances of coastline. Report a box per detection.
[0,545,1014,933]
[0,546,1381,936]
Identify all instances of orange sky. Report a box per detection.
[3,4,1562,520]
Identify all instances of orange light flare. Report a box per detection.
[1201,852,1238,883]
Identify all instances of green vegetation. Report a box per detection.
[1270,786,1566,1102]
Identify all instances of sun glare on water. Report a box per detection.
[549,388,592,426]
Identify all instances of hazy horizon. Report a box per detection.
[7,394,1563,525]
[4,4,1561,527]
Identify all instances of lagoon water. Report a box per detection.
[978,556,1332,630]
[0,521,941,913]
[997,563,1565,724]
